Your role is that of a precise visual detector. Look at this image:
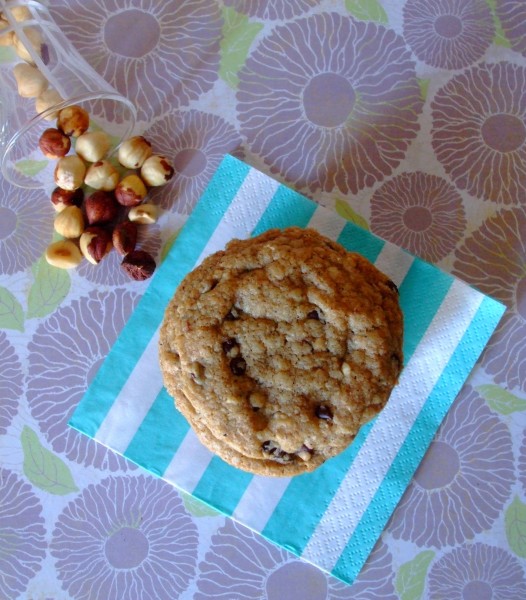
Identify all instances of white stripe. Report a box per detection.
[196,168,280,264]
[233,476,292,531]
[95,329,163,453]
[162,429,214,492]
[301,279,484,571]
[374,243,414,288]
[307,205,347,240]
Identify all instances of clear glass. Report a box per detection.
[0,0,137,188]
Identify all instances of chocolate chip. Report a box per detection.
[262,440,292,463]
[230,356,246,375]
[222,338,238,354]
[307,309,319,320]
[316,404,333,421]
[386,279,398,294]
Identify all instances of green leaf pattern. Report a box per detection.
[27,254,71,319]
[505,496,526,558]
[395,550,435,600]
[476,384,526,415]
[0,286,24,331]
[335,199,370,230]
[346,0,388,23]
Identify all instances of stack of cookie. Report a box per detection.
[159,227,403,477]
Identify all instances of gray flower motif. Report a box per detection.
[496,0,526,57]
[237,12,423,194]
[432,61,526,204]
[49,0,223,121]
[0,178,53,275]
[51,475,199,600]
[427,543,526,600]
[195,519,396,599]
[370,171,466,263]
[146,109,243,214]
[0,332,23,434]
[388,386,514,547]
[223,0,320,20]
[26,288,139,471]
[0,468,47,599]
[403,0,494,70]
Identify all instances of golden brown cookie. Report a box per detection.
[159,227,403,477]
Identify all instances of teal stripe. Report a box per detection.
[260,258,452,554]
[69,155,251,436]
[123,388,190,476]
[192,457,253,516]
[251,184,316,236]
[337,222,384,263]
[398,260,453,363]
[331,294,506,584]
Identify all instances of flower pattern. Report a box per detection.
[496,0,526,57]
[370,171,466,263]
[0,179,53,275]
[26,288,139,471]
[49,0,223,121]
[0,332,23,435]
[432,61,526,204]
[0,468,47,599]
[145,109,243,214]
[237,12,423,194]
[403,0,494,70]
[195,519,396,599]
[223,0,320,20]
[427,543,526,600]
[453,207,526,393]
[51,475,199,599]
[519,427,526,494]
[388,386,514,547]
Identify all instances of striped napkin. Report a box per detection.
[70,155,505,585]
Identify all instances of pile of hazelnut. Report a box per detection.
[39,105,174,280]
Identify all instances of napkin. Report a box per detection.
[70,155,505,585]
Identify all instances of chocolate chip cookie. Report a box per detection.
[159,227,403,477]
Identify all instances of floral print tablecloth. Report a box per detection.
[1,1,525,598]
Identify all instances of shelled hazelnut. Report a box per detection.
[57,105,89,137]
[112,221,137,256]
[115,174,147,207]
[13,62,48,98]
[45,240,83,269]
[53,205,84,238]
[13,27,44,64]
[85,191,119,225]
[54,155,86,190]
[35,89,64,120]
[118,136,152,169]
[140,155,174,187]
[128,203,158,225]
[38,128,71,159]
[121,250,156,281]
[79,227,112,265]
[84,160,119,191]
[50,187,84,212]
[76,131,111,162]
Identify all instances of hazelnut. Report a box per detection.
[57,105,90,137]
[140,155,174,187]
[13,62,48,98]
[115,174,147,207]
[13,28,43,64]
[54,205,85,239]
[84,160,119,191]
[54,155,86,191]
[50,187,83,212]
[118,136,153,169]
[112,221,137,255]
[45,240,83,269]
[75,131,111,162]
[79,227,112,265]
[85,191,119,225]
[35,89,64,120]
[38,128,71,159]
[121,250,156,281]
[0,18,13,47]
[10,6,32,22]
[128,203,158,225]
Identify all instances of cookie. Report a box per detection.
[159,227,403,477]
